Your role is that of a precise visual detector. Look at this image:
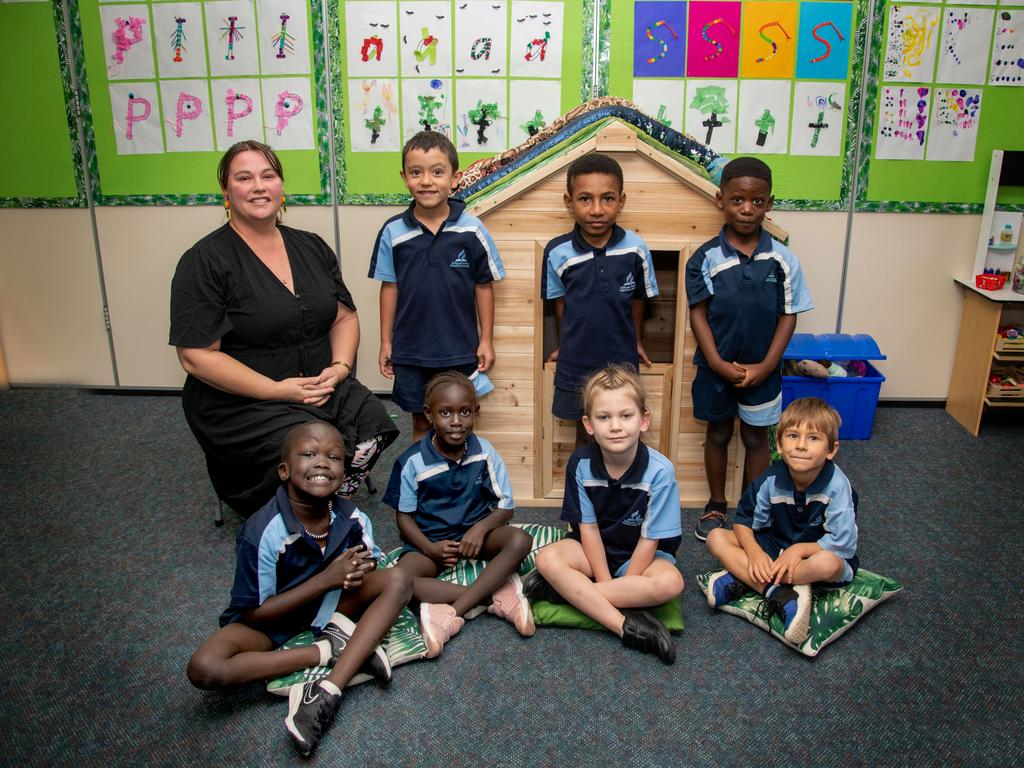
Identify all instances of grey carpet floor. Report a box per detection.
[0,389,1021,767]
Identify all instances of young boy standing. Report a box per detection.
[686,157,813,541]
[704,397,859,645]
[186,421,413,757]
[542,154,658,446]
[369,132,505,442]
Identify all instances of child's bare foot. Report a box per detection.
[488,573,535,637]
[420,603,464,658]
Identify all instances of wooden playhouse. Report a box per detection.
[454,100,788,508]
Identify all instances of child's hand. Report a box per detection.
[637,341,652,367]
[735,360,772,389]
[457,523,488,558]
[476,340,495,372]
[769,548,803,585]
[323,545,374,590]
[546,347,559,363]
[747,549,775,585]
[378,342,394,379]
[426,540,460,568]
[712,360,747,385]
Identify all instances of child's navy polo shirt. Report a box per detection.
[734,459,858,562]
[562,442,682,574]
[383,431,515,542]
[541,224,658,390]
[220,486,382,645]
[685,226,813,368]
[368,198,504,367]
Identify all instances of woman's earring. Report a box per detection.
[224,199,231,219]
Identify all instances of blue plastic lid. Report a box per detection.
[783,333,887,361]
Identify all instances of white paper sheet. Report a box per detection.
[211,78,265,149]
[257,0,312,75]
[990,10,1024,86]
[261,77,314,149]
[875,85,930,160]
[736,80,791,154]
[345,1,399,78]
[508,78,561,145]
[152,3,207,78]
[159,80,215,152]
[348,79,401,151]
[685,79,737,154]
[399,1,453,77]
[509,1,563,78]
[631,79,686,131]
[454,1,508,76]
[109,82,164,154]
[100,4,156,80]
[925,87,981,161]
[790,81,846,157]
[205,0,260,77]
[936,8,993,85]
[455,78,507,150]
[883,5,940,83]
[401,77,452,141]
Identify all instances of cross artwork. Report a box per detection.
[808,111,829,148]
[690,85,731,145]
[702,112,723,143]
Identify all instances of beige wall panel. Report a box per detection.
[769,210,848,335]
[843,212,981,399]
[0,209,114,386]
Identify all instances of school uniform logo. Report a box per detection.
[619,273,636,293]
[765,272,778,283]
[450,250,470,269]
[622,509,645,527]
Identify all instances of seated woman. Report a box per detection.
[170,140,399,515]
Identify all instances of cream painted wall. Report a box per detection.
[0,209,114,386]
[0,205,983,399]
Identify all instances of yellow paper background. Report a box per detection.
[740,2,799,78]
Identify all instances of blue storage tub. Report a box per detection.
[781,334,887,440]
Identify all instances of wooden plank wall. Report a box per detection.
[476,145,743,506]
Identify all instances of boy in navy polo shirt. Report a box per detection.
[186,422,413,757]
[705,397,858,645]
[369,131,505,442]
[542,154,659,447]
[686,157,813,541]
[383,371,535,658]
[529,366,684,665]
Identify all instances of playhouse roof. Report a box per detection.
[454,97,788,242]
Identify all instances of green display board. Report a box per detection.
[334,0,589,203]
[0,2,80,205]
[608,0,863,209]
[75,0,328,203]
[860,2,1024,210]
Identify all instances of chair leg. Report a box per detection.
[214,498,225,527]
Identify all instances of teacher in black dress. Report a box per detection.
[170,140,399,515]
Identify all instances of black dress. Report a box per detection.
[169,223,399,515]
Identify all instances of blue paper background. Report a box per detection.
[795,1,854,80]
[633,1,687,77]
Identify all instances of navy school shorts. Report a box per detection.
[391,361,479,413]
[691,366,782,426]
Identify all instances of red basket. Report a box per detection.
[976,273,1007,290]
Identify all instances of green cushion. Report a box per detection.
[532,597,684,633]
[695,569,903,657]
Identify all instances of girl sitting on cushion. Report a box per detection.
[528,365,685,664]
[382,371,535,658]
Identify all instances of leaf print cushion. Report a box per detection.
[266,524,569,695]
[695,569,903,657]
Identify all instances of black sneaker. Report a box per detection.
[621,608,676,665]
[758,584,813,645]
[319,613,391,683]
[522,569,566,604]
[285,680,342,757]
[694,502,727,541]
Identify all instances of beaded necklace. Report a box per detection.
[302,500,332,541]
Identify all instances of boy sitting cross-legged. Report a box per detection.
[704,397,859,645]
[186,421,413,757]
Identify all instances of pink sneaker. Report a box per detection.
[420,603,464,658]
[488,573,535,637]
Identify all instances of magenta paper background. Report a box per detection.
[686,1,742,78]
